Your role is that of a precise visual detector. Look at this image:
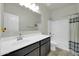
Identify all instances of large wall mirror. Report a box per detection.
[1,3,41,37]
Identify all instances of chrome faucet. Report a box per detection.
[17,32,23,41]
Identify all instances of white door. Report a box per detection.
[2,13,19,37]
[51,19,69,51]
[4,13,19,32]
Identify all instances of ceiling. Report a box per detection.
[42,3,76,10]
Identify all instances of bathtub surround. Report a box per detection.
[50,19,70,51]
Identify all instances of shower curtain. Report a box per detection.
[69,15,79,56]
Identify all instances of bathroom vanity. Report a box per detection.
[1,34,50,56]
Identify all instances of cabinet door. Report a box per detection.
[26,48,39,56]
[40,44,46,56]
[41,41,50,56]
[40,37,50,56]
[45,41,50,55]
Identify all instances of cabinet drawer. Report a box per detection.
[41,37,50,45]
[26,48,39,56]
[4,42,39,56]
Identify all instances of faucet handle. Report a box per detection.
[19,33,21,35]
[18,32,22,35]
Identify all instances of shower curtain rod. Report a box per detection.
[72,13,79,15]
[61,13,79,19]
[65,13,79,19]
[69,13,79,16]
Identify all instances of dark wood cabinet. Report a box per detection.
[3,37,50,56]
[40,44,46,56]
[25,48,39,56]
[40,37,50,56]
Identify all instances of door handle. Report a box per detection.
[0,27,6,32]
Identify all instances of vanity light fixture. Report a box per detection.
[19,3,39,13]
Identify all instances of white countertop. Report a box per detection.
[0,33,50,56]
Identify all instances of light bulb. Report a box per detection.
[19,3,39,13]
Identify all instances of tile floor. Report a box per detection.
[48,47,74,56]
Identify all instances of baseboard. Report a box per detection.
[56,45,70,51]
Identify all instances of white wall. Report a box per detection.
[52,4,78,20]
[4,3,41,32]
[0,4,4,38]
[38,4,52,34]
[0,4,1,51]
